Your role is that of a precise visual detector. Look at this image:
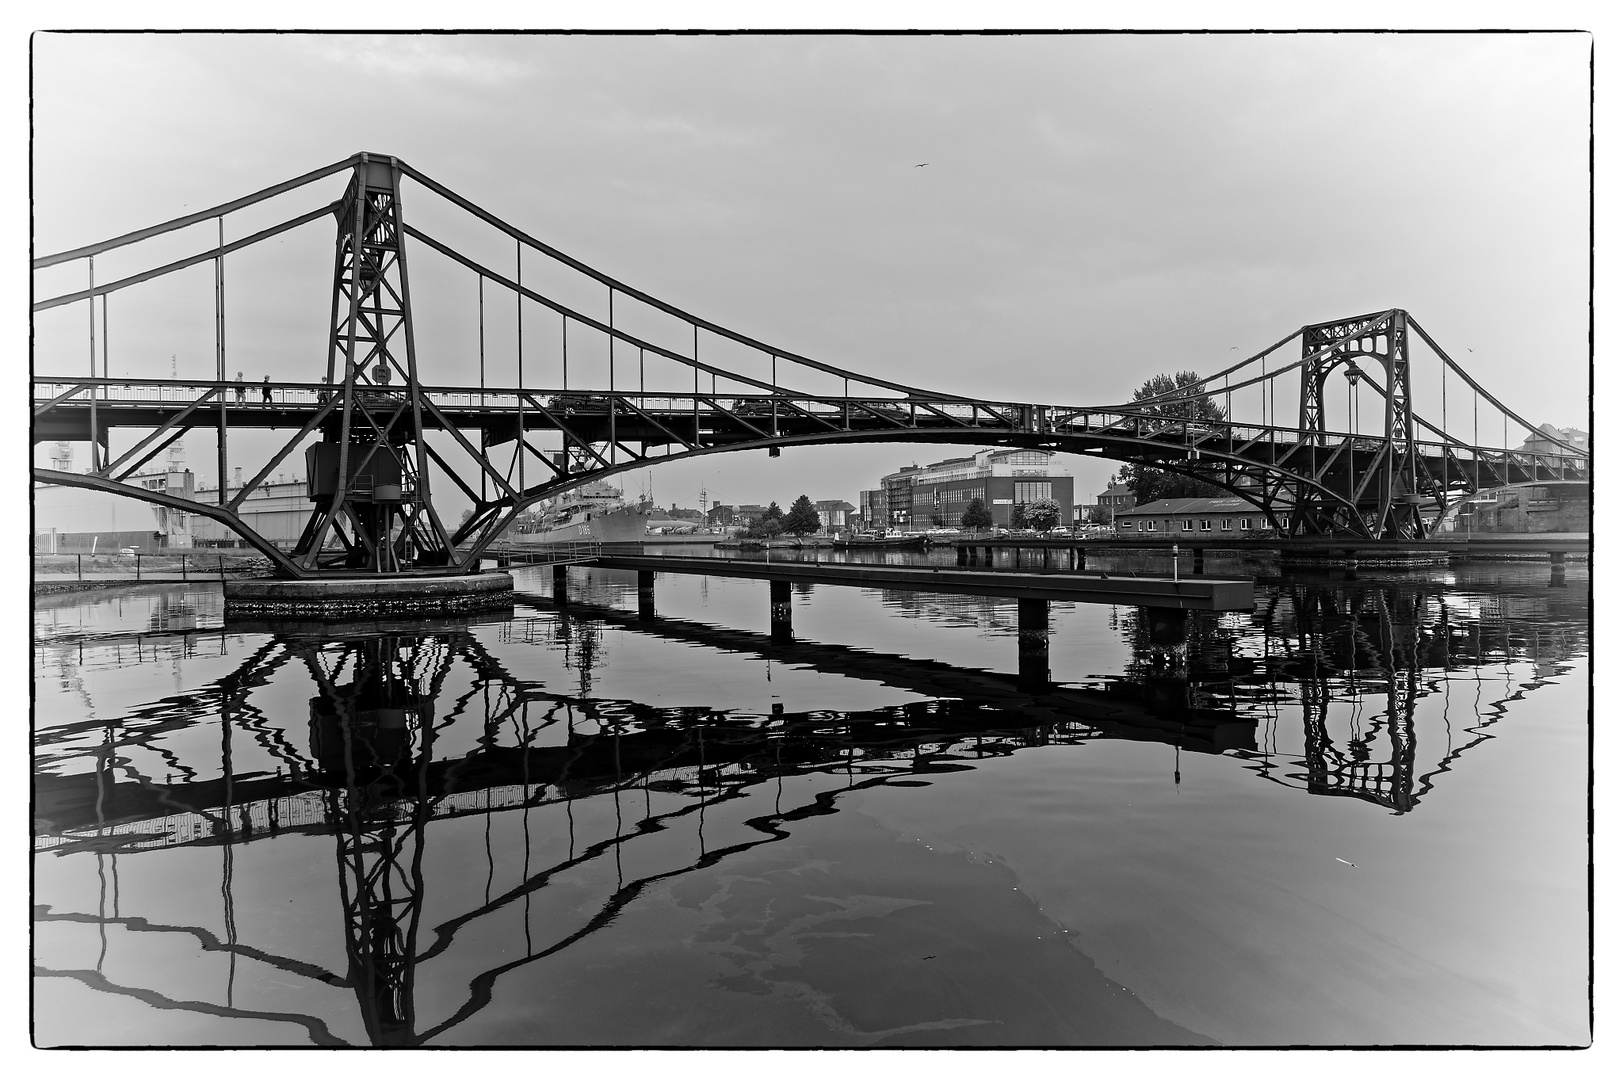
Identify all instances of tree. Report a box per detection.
[761,501,783,523]
[1120,371,1229,505]
[1025,496,1062,533]
[783,495,821,536]
[960,497,992,531]
[1009,503,1028,530]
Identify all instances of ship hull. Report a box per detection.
[516,505,650,544]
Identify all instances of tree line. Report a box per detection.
[736,495,822,539]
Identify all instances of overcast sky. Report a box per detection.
[30,31,1592,510]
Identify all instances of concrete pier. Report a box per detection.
[770,580,793,643]
[1017,598,1049,691]
[224,572,513,619]
[638,569,657,618]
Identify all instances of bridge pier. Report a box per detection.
[637,570,657,618]
[770,580,793,643]
[1143,606,1188,649]
[1017,598,1049,691]
[222,573,514,619]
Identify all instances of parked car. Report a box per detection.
[118,547,137,556]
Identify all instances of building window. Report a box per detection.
[1238,518,1251,530]
[1013,481,1053,503]
[1145,520,1156,531]
[1221,518,1232,530]
[1199,519,1212,531]
[1181,519,1193,532]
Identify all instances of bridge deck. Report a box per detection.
[586,553,1254,610]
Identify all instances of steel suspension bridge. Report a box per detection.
[32,152,1589,578]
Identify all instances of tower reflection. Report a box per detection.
[32,571,1585,1045]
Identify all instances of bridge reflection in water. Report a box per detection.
[32,572,1585,1046]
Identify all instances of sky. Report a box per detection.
[28,31,1594,514]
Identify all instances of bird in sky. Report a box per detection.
[914,163,930,168]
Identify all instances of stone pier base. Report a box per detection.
[225,572,514,619]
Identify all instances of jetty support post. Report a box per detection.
[1017,598,1050,691]
[770,579,793,643]
[637,569,656,619]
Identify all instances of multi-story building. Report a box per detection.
[1088,482,1136,524]
[1451,482,1589,534]
[814,499,856,532]
[878,465,921,529]
[879,450,1073,529]
[856,489,885,527]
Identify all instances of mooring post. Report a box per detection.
[1017,598,1050,691]
[1550,549,1567,589]
[770,579,793,643]
[958,545,968,567]
[553,562,568,603]
[76,553,83,582]
[637,569,657,618]
[181,554,188,581]
[135,553,142,582]
[1042,547,1051,569]
[1076,547,1085,571]
[984,545,993,566]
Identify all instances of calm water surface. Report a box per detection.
[32,555,1590,1046]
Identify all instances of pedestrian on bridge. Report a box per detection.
[317,374,329,403]
[262,375,272,404]
[234,372,245,401]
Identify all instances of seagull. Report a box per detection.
[1229,346,1238,350]
[914,163,930,168]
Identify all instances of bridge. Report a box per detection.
[33,152,1589,580]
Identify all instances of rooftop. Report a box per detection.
[1117,496,1260,516]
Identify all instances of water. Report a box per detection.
[31,558,1590,1047]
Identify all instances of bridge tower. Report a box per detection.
[1293,310,1428,539]
[293,155,454,573]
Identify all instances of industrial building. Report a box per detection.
[876,450,1073,529]
[1112,496,1272,537]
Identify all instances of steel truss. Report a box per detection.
[31,155,1591,571]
